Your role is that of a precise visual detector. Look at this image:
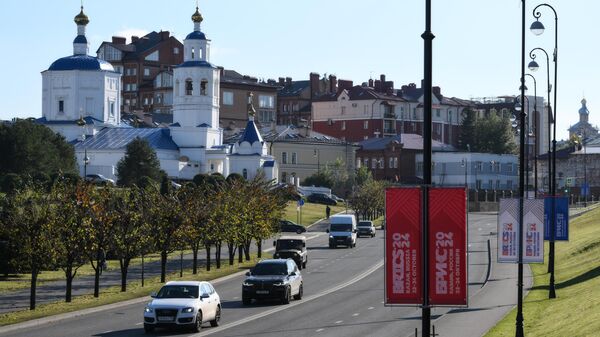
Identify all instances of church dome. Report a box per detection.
[74,6,89,26]
[48,55,114,71]
[191,7,203,23]
[579,98,589,115]
[185,30,207,40]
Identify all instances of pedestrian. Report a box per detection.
[326,205,331,219]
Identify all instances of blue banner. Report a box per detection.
[544,197,569,241]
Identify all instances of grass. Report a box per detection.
[283,201,347,227]
[0,250,191,294]
[485,206,600,337]
[0,255,259,327]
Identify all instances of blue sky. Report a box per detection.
[1,0,596,140]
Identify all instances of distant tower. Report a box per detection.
[579,98,590,124]
[170,5,222,148]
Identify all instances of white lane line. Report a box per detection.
[135,322,143,326]
[352,313,359,317]
[316,328,324,332]
[191,260,384,337]
[335,320,343,324]
[368,307,374,310]
[102,331,113,334]
[233,297,239,300]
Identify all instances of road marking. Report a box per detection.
[368,307,374,310]
[233,297,239,299]
[352,313,359,317]
[190,260,384,337]
[135,322,143,325]
[102,331,113,334]
[316,328,324,332]
[335,320,343,324]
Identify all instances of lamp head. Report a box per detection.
[530,20,545,36]
[528,60,540,72]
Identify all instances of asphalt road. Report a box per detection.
[0,213,531,337]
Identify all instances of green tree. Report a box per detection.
[0,119,77,181]
[458,108,477,151]
[475,113,517,154]
[302,171,334,188]
[116,137,163,187]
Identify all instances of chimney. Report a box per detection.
[368,79,374,87]
[433,86,441,97]
[286,77,293,86]
[131,36,139,43]
[279,77,285,86]
[380,74,386,83]
[218,66,224,77]
[160,31,170,40]
[385,81,394,95]
[338,79,353,91]
[112,36,126,45]
[309,73,320,97]
[374,80,382,92]
[329,75,337,93]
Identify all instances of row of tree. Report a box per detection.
[0,174,288,310]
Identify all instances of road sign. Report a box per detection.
[385,188,422,305]
[544,197,569,241]
[297,199,305,207]
[566,177,574,187]
[428,187,468,306]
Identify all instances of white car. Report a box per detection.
[85,174,115,185]
[143,281,221,333]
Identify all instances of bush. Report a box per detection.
[1,174,23,193]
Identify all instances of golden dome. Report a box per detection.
[74,6,89,26]
[191,7,203,23]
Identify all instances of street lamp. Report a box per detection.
[529,47,552,196]
[531,2,558,300]
[524,73,538,197]
[83,149,90,179]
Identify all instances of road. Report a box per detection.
[0,213,531,337]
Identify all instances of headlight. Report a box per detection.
[144,307,153,313]
[181,307,194,313]
[273,253,279,258]
[329,235,334,239]
[273,282,285,286]
[243,281,253,286]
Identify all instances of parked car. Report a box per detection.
[357,221,376,238]
[242,259,303,305]
[327,214,357,248]
[331,194,345,203]
[273,235,308,269]
[85,174,115,185]
[307,193,337,206]
[279,220,307,234]
[143,281,221,333]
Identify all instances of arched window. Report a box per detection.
[174,80,179,96]
[191,47,195,59]
[201,79,208,95]
[242,169,248,179]
[185,79,193,95]
[282,172,287,184]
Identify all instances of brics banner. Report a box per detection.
[498,198,545,263]
[385,187,467,306]
[428,188,468,306]
[544,197,569,241]
[385,188,422,304]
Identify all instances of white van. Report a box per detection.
[327,214,357,248]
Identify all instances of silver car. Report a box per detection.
[143,281,221,333]
[357,221,376,238]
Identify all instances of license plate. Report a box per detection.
[256,290,269,294]
[158,316,174,321]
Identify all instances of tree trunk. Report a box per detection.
[93,253,101,298]
[215,242,221,269]
[205,244,211,271]
[238,245,243,263]
[30,268,38,310]
[65,265,73,303]
[257,240,262,258]
[192,245,199,275]
[227,242,235,266]
[160,250,167,283]
[119,258,130,292]
[244,239,251,261]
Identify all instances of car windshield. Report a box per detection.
[358,222,372,227]
[276,240,303,250]
[156,285,199,299]
[252,263,288,276]
[330,223,352,232]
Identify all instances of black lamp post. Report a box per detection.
[525,73,538,197]
[531,2,558,300]
[83,149,90,178]
[421,0,434,335]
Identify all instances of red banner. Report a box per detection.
[428,187,468,306]
[385,188,422,304]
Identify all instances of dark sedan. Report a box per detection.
[306,193,337,206]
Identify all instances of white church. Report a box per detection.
[37,6,277,182]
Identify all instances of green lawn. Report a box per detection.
[0,256,259,326]
[485,206,600,337]
[283,201,347,227]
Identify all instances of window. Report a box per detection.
[507,180,513,189]
[144,98,149,105]
[242,169,248,179]
[186,79,193,95]
[191,47,195,59]
[364,135,369,140]
[364,158,369,167]
[496,180,500,189]
[341,121,346,130]
[259,95,275,108]
[130,83,137,91]
[413,107,417,119]
[372,159,377,169]
[436,109,441,117]
[352,103,358,108]
[174,47,179,54]
[448,111,452,122]
[109,101,115,118]
[200,80,208,95]
[282,172,287,183]
[113,66,123,74]
[282,152,288,164]
[58,100,64,113]
[223,91,234,105]
[489,180,494,189]
[356,158,361,168]
[476,179,482,189]
[291,152,297,164]
[364,105,368,115]
[126,68,137,76]
[363,121,369,129]
[394,157,398,168]
[144,68,150,77]
[477,161,482,172]
[389,157,394,169]
[341,106,346,115]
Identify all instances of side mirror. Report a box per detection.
[150,292,157,298]
[326,229,330,233]
[245,271,251,276]
[200,293,210,299]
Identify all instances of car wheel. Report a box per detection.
[193,311,203,332]
[294,283,303,300]
[242,296,251,305]
[210,305,221,327]
[282,287,291,304]
[143,324,154,333]
[296,229,302,234]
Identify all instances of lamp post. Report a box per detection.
[525,73,538,197]
[531,2,558,300]
[83,149,90,178]
[461,158,468,188]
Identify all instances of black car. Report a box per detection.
[306,193,337,206]
[242,259,303,305]
[279,220,307,234]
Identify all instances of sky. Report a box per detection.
[0,0,597,140]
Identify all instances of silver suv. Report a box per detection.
[357,221,376,238]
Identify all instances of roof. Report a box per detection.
[36,116,103,125]
[177,60,216,69]
[238,119,263,145]
[312,86,406,103]
[263,160,275,167]
[165,281,202,286]
[257,259,288,264]
[278,80,310,97]
[278,235,306,241]
[48,55,115,72]
[74,127,179,151]
[358,133,451,151]
[186,31,207,40]
[96,31,181,60]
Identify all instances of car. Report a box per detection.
[85,174,115,185]
[273,235,308,269]
[143,281,221,333]
[331,194,345,203]
[171,181,182,189]
[242,259,303,305]
[327,214,357,248]
[306,193,337,206]
[279,220,307,234]
[357,221,376,238]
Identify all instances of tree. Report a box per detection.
[458,108,477,151]
[474,113,517,154]
[0,119,77,181]
[302,171,334,188]
[349,179,387,221]
[115,137,163,187]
